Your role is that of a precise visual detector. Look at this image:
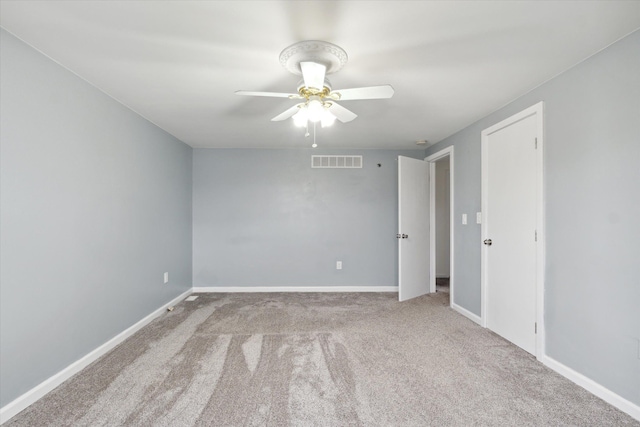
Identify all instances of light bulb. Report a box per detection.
[292,108,308,127]
[321,110,336,128]
[307,99,324,123]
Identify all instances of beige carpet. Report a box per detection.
[7,291,638,426]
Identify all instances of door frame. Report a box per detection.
[425,146,454,303]
[480,101,545,360]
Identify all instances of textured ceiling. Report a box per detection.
[1,1,639,149]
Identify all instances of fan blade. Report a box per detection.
[271,104,303,121]
[330,85,394,101]
[300,61,326,90]
[236,90,300,99]
[327,102,357,123]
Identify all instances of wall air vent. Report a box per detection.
[311,155,363,169]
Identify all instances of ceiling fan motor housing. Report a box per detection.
[296,79,332,96]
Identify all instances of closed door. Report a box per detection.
[482,111,540,355]
[398,156,430,302]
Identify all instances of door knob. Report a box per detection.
[484,239,492,246]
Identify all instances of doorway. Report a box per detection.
[481,102,544,358]
[434,158,450,301]
[425,147,454,306]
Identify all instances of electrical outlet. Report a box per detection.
[462,214,467,225]
[476,212,482,224]
[164,272,169,284]
[336,261,342,270]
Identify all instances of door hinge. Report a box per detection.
[535,322,537,334]
[535,230,537,241]
[535,137,538,149]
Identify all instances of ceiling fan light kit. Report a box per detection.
[236,40,394,147]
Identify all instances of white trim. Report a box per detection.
[0,289,192,425]
[542,355,640,422]
[428,158,437,294]
[192,286,399,293]
[425,146,455,303]
[451,302,482,325]
[534,105,546,359]
[480,102,545,360]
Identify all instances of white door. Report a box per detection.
[482,110,540,355]
[398,156,430,301]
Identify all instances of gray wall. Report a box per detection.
[426,30,640,405]
[193,149,424,288]
[0,30,193,407]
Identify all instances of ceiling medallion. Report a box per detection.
[279,40,348,76]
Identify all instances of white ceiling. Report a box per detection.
[1,1,639,149]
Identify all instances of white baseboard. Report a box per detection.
[0,289,192,425]
[192,286,399,293]
[450,301,482,325]
[541,355,640,422]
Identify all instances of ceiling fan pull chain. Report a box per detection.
[312,122,317,148]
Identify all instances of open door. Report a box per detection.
[398,156,430,301]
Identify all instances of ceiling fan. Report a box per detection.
[235,40,394,129]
